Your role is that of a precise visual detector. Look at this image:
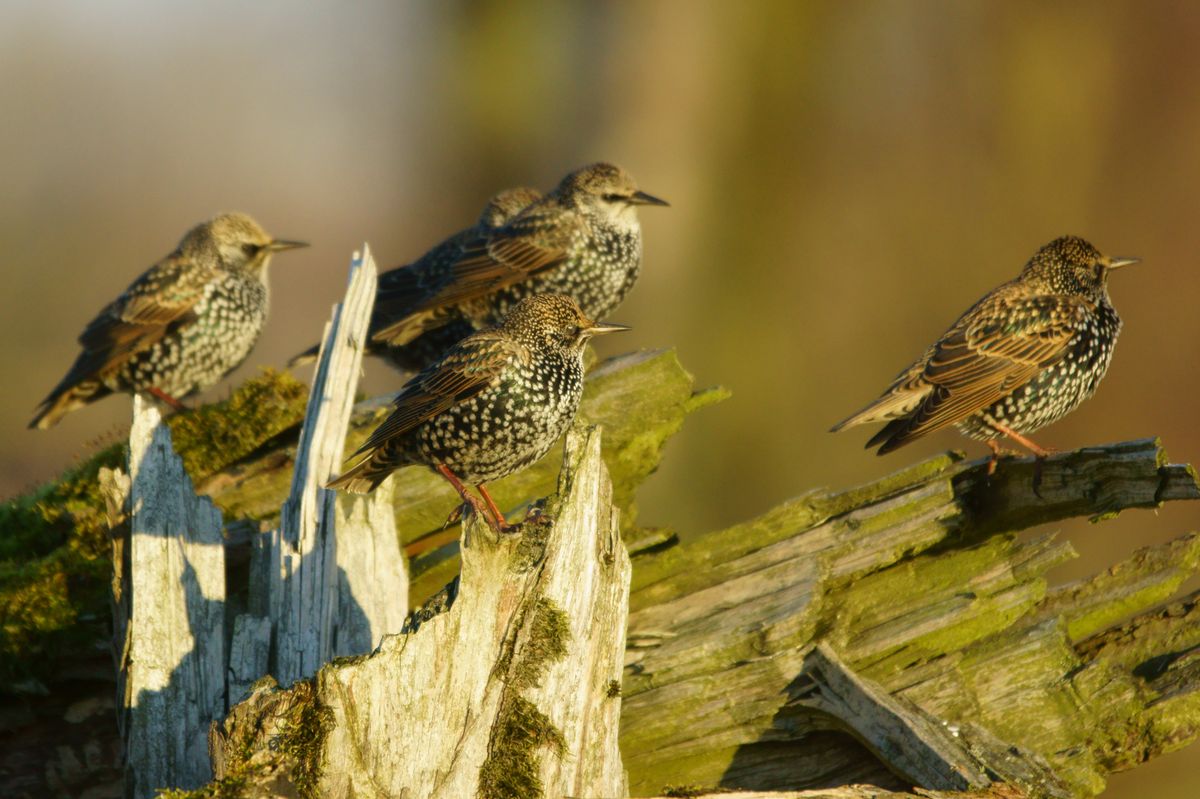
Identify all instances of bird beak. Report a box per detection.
[583,322,632,337]
[268,239,309,252]
[630,190,669,207]
[1108,256,1139,270]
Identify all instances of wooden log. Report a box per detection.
[201,426,631,799]
[115,397,227,798]
[620,440,1200,797]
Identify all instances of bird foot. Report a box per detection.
[1032,453,1055,500]
[520,505,554,529]
[444,494,495,529]
[984,440,1019,477]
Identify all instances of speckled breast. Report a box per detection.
[958,302,1122,440]
[117,276,268,398]
[489,227,642,323]
[413,351,586,484]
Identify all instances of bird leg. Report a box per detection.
[989,421,1056,458]
[985,439,1004,477]
[146,387,187,412]
[476,484,514,533]
[435,464,498,530]
[988,421,1057,498]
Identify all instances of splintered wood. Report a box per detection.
[208,427,632,799]
[266,244,406,686]
[114,397,226,798]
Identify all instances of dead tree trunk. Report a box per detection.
[263,244,406,687]
[205,426,631,799]
[106,397,227,797]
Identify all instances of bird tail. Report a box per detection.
[29,379,111,430]
[865,417,917,454]
[287,344,321,369]
[325,450,397,495]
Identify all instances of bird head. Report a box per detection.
[182,212,307,277]
[500,293,630,354]
[554,162,668,230]
[477,186,543,230]
[1020,235,1138,299]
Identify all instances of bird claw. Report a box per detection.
[1032,454,1052,500]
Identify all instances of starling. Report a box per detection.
[30,213,307,429]
[327,293,628,531]
[288,186,543,370]
[831,236,1138,464]
[364,162,665,372]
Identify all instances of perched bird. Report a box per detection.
[288,186,543,371]
[30,213,307,429]
[327,293,628,531]
[362,162,665,372]
[831,236,1137,465]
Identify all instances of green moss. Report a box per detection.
[510,515,553,574]
[158,677,331,798]
[0,440,122,685]
[167,368,308,482]
[274,682,334,798]
[480,598,571,799]
[478,695,566,799]
[1,370,308,688]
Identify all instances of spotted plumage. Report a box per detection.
[327,294,628,530]
[831,236,1137,459]
[288,187,543,370]
[30,213,307,429]
[359,163,665,373]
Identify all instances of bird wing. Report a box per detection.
[369,232,476,345]
[70,254,213,380]
[874,290,1088,448]
[404,207,582,312]
[353,331,527,455]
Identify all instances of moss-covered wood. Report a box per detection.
[0,368,309,688]
[0,349,719,688]
[7,349,1200,798]
[621,439,1200,797]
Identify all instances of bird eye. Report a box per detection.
[602,193,628,203]
[242,243,262,257]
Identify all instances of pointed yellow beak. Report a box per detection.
[1109,256,1139,270]
[583,322,631,337]
[630,190,669,207]
[269,239,309,252]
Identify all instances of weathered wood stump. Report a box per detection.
[104,397,227,797]
[203,426,631,799]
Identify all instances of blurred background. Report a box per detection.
[1,1,1198,795]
